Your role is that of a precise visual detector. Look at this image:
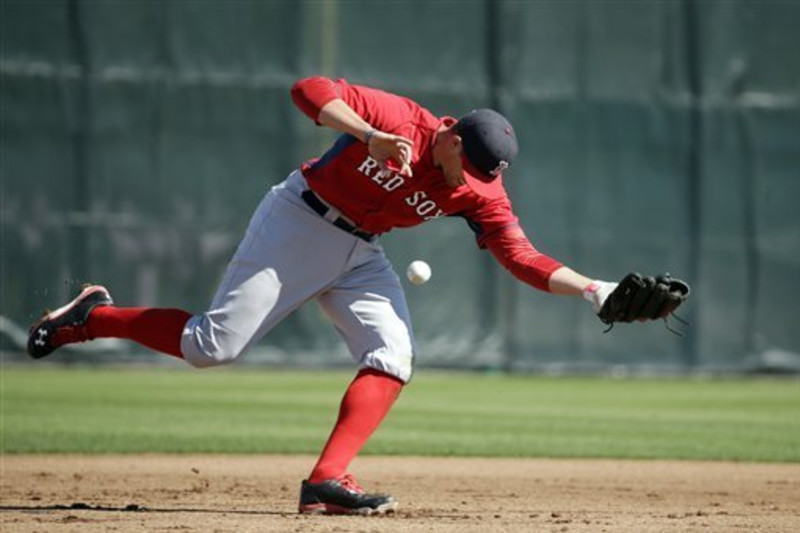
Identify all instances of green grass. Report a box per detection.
[1,367,798,462]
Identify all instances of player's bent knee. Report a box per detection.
[180,315,249,368]
[360,349,414,384]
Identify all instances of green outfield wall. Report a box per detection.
[2,0,798,373]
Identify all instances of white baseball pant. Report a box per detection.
[180,170,416,383]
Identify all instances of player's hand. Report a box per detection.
[367,130,414,177]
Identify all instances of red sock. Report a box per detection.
[308,368,404,482]
[87,306,192,359]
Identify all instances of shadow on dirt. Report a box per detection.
[0,502,289,516]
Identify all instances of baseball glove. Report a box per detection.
[598,272,690,331]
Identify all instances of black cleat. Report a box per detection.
[27,285,113,359]
[298,474,398,515]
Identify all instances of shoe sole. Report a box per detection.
[298,500,398,516]
[30,285,112,331]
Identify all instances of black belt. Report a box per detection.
[301,190,373,241]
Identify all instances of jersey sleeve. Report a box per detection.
[461,198,563,292]
[291,76,414,132]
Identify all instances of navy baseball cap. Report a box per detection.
[456,109,518,185]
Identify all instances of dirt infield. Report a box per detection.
[2,455,798,532]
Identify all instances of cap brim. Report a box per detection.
[462,155,506,199]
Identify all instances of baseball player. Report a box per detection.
[27,76,688,515]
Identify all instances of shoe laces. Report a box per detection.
[51,325,89,347]
[337,474,364,494]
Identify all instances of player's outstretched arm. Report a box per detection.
[471,204,690,328]
[547,266,594,296]
[483,231,689,326]
[550,266,691,329]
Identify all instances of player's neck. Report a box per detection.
[431,125,451,168]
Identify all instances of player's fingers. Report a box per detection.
[398,143,412,164]
[385,141,411,177]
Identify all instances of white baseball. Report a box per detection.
[406,260,431,285]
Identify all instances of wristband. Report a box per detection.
[582,282,601,303]
[364,128,377,144]
[583,280,617,313]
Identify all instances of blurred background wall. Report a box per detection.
[2,0,798,374]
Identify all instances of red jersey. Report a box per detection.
[291,77,562,291]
